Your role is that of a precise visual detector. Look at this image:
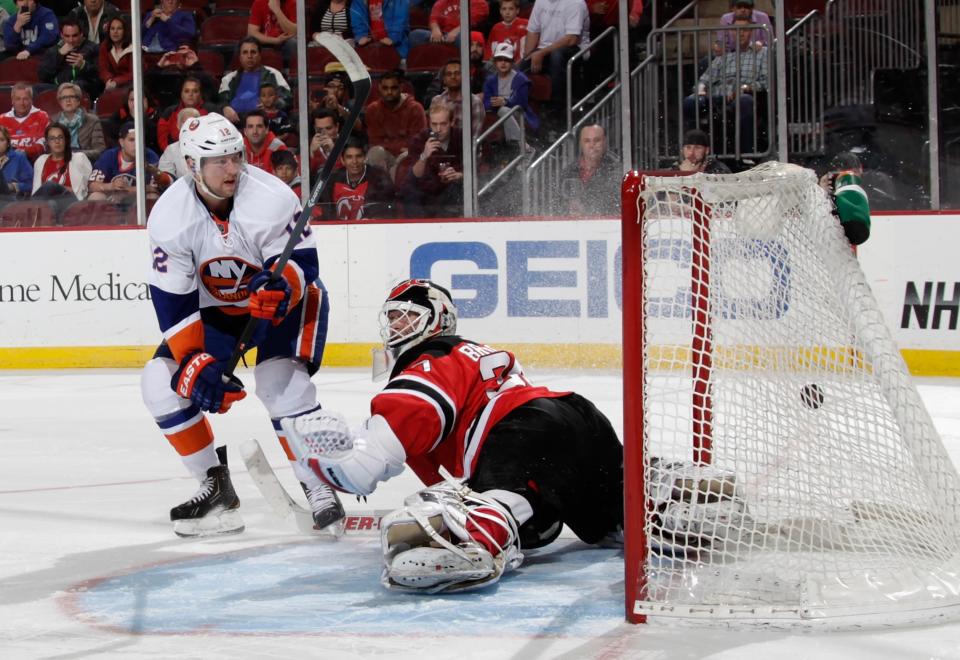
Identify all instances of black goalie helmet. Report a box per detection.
[379,279,458,359]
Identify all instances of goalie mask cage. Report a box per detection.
[621,163,960,629]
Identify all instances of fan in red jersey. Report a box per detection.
[281,279,624,593]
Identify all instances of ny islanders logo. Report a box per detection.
[199,257,259,303]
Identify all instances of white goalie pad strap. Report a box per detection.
[379,477,524,593]
[281,412,406,496]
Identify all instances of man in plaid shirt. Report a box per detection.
[683,17,768,157]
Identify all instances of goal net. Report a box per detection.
[621,162,960,628]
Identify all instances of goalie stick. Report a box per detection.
[225,33,371,375]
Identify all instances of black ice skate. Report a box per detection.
[171,445,245,538]
[301,481,345,531]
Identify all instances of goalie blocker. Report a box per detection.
[281,279,624,592]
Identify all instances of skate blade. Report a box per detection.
[174,509,245,538]
[296,509,345,538]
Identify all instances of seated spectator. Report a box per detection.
[219,36,292,124]
[409,0,488,50]
[311,0,353,45]
[270,148,301,196]
[51,82,105,163]
[521,0,589,114]
[157,76,214,151]
[719,0,771,53]
[431,59,484,136]
[315,66,355,126]
[141,0,196,54]
[40,21,103,100]
[248,0,297,62]
[259,82,293,141]
[308,108,342,179]
[88,121,159,202]
[99,15,133,92]
[106,86,160,153]
[404,103,463,218]
[587,0,643,34]
[5,0,58,61]
[156,106,198,190]
[468,31,486,94]
[67,0,121,45]
[351,0,410,60]
[365,69,426,182]
[242,109,287,174]
[683,17,767,156]
[32,122,93,209]
[673,128,730,173]
[483,43,538,147]
[0,125,35,195]
[318,137,394,220]
[555,123,619,215]
[0,83,50,162]
[486,0,527,63]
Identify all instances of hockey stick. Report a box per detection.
[225,33,371,375]
[240,438,346,537]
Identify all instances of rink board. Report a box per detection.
[0,214,957,374]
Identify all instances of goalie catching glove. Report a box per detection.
[247,263,303,325]
[172,351,246,413]
[379,474,525,593]
[280,410,406,496]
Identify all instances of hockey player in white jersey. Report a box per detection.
[141,113,344,537]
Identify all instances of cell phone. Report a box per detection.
[19,5,28,12]
[428,130,439,140]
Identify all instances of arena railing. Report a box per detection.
[473,105,527,215]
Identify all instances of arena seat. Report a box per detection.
[195,48,227,78]
[358,44,401,73]
[211,0,253,13]
[406,44,459,73]
[60,200,133,227]
[0,56,40,84]
[95,87,128,119]
[409,7,430,30]
[289,46,336,77]
[200,14,250,46]
[0,201,56,228]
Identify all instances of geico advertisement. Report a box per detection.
[0,215,957,353]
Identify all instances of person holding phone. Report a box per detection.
[5,0,59,60]
[404,103,463,218]
[39,19,102,98]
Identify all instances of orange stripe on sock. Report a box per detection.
[166,417,214,456]
[298,286,321,362]
[277,435,296,461]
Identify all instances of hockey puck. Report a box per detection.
[800,383,824,410]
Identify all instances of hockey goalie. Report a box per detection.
[281,279,624,593]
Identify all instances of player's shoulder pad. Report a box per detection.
[146,177,203,243]
[389,335,464,378]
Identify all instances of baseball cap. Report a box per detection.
[492,43,515,61]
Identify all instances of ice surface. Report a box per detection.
[2,369,960,658]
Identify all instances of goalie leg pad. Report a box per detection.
[380,477,524,593]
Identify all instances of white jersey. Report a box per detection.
[147,166,315,360]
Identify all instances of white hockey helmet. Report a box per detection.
[179,112,245,199]
[379,279,458,360]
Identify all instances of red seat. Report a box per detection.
[95,87,128,119]
[0,201,56,228]
[35,88,92,117]
[200,14,250,46]
[290,46,336,77]
[529,74,552,103]
[60,200,133,227]
[0,57,40,84]
[406,43,459,73]
[212,0,253,11]
[195,48,226,78]
[357,44,400,73]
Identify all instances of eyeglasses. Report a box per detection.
[47,135,65,141]
[58,95,80,101]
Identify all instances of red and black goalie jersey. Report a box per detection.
[319,165,395,220]
[370,335,569,487]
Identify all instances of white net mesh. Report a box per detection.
[634,162,960,627]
